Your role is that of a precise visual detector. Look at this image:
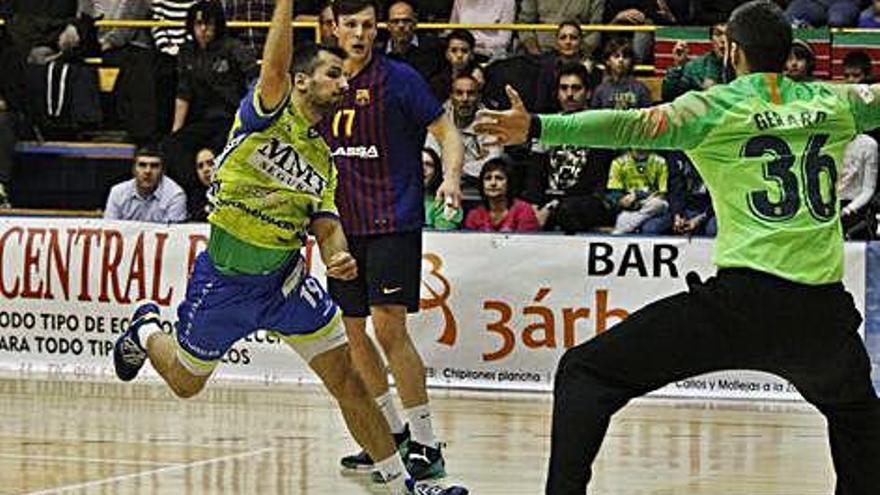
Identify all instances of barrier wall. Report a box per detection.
[0,218,872,401]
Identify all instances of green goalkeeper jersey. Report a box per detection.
[539,73,880,284]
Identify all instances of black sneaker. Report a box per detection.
[112,302,160,381]
[345,425,411,472]
[406,441,446,481]
[406,478,468,495]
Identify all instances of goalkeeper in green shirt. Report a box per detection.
[476,1,880,494]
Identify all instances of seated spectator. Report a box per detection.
[517,0,603,59]
[164,1,258,191]
[840,134,878,238]
[223,0,275,55]
[641,155,716,236]
[449,0,515,62]
[535,21,603,112]
[606,150,668,235]
[382,1,444,82]
[0,91,14,208]
[784,39,816,82]
[100,0,158,146]
[465,158,543,232]
[786,0,862,27]
[430,29,477,102]
[525,63,614,233]
[592,38,651,110]
[605,0,680,63]
[187,147,214,222]
[843,50,873,83]
[104,144,188,223]
[423,148,462,229]
[427,74,501,192]
[662,24,726,102]
[318,1,337,45]
[858,0,880,27]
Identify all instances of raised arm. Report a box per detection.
[259,0,294,111]
[475,86,716,151]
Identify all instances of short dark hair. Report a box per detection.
[134,144,164,163]
[556,20,582,36]
[844,50,872,76]
[333,0,379,19]
[603,37,634,62]
[726,0,792,73]
[478,158,514,208]
[292,43,348,76]
[447,29,476,50]
[186,0,227,40]
[557,62,591,91]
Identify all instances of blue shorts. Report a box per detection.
[174,252,343,374]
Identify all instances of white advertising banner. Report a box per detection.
[0,218,867,401]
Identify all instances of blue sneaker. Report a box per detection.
[406,478,468,495]
[112,302,160,381]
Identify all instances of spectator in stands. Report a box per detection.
[427,73,501,192]
[104,144,188,223]
[535,21,603,112]
[100,0,159,146]
[187,147,214,222]
[662,24,726,102]
[517,0,604,59]
[223,0,276,55]
[423,148,463,229]
[605,0,680,63]
[6,0,99,62]
[641,156,716,236]
[430,29,477,101]
[840,134,878,238]
[591,38,651,110]
[383,1,444,82]
[784,39,816,82]
[0,90,14,208]
[858,1,880,28]
[449,0,515,62]
[843,50,873,82]
[464,158,543,232]
[152,0,200,134]
[525,63,615,233]
[164,1,258,191]
[318,1,337,45]
[607,149,668,235]
[785,0,863,27]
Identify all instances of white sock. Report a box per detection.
[404,404,438,448]
[374,454,408,494]
[136,321,162,350]
[376,391,406,435]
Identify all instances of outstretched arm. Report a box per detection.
[259,0,294,112]
[475,86,715,152]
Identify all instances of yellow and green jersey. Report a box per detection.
[607,152,668,195]
[539,73,880,284]
[207,84,338,274]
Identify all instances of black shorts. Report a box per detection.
[328,230,422,318]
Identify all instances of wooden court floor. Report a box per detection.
[0,375,835,495]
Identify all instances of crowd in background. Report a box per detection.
[0,0,878,238]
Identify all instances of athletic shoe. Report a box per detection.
[344,425,411,472]
[112,302,160,381]
[406,478,468,495]
[406,441,446,481]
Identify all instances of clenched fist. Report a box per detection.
[326,251,358,281]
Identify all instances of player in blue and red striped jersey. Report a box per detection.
[320,0,465,483]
